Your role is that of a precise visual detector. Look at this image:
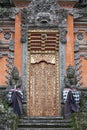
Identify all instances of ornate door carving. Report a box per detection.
[29,61,58,116]
[27,30,60,116]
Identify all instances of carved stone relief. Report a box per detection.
[75,30,87,46]
[22,41,28,100]
[3,32,12,40]
[0,28,14,86]
[21,0,67,27]
[64,65,78,88]
[74,39,82,87]
[59,37,66,101]
[0,51,14,85]
[74,40,79,52]
[76,32,84,41]
[74,30,87,87]
[0,29,14,41]
[69,8,84,19]
[21,25,28,44]
[0,7,19,19]
[60,29,67,44]
[9,8,19,19]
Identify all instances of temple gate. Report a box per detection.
[0,0,87,118]
[21,0,67,116]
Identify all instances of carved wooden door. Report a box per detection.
[29,61,59,116]
[27,30,60,116]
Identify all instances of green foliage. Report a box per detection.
[84,8,87,12]
[71,112,87,130]
[0,111,19,130]
[0,90,19,130]
[6,112,19,130]
[0,0,9,4]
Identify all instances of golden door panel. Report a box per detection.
[29,61,58,116]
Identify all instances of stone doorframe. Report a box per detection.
[21,26,67,104]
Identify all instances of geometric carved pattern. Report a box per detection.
[74,40,82,87]
[27,30,60,116]
[0,28,14,86]
[28,30,59,52]
[76,32,84,41]
[74,31,87,87]
[3,31,12,40]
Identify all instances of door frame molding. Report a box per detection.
[21,27,67,116]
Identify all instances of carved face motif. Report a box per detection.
[25,0,61,25]
[36,12,52,25]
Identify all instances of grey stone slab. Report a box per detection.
[18,128,74,130]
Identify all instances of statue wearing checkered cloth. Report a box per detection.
[8,66,23,116]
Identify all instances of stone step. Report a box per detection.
[18,116,73,130]
[18,128,73,130]
[19,116,71,123]
[19,122,71,127]
[22,116,64,120]
[19,120,71,124]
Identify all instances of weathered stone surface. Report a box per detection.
[21,0,67,27]
[18,116,73,130]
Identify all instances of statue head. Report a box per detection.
[11,66,19,80]
[66,65,75,79]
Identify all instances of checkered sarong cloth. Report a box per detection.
[63,88,80,104]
